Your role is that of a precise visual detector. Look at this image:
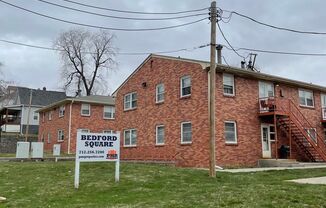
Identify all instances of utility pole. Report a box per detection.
[209,0,217,177]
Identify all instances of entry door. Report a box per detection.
[261,125,272,158]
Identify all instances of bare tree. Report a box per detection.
[54,28,116,96]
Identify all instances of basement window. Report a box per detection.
[223,73,235,96]
[225,121,237,144]
[299,89,314,107]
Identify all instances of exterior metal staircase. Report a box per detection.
[276,99,326,162]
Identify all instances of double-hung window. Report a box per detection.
[49,111,52,120]
[156,125,165,145]
[81,104,90,116]
[59,105,65,117]
[223,73,235,96]
[225,121,237,144]
[181,122,192,143]
[124,92,137,110]
[57,130,64,142]
[124,129,137,147]
[299,89,314,107]
[156,84,165,103]
[180,76,191,97]
[104,106,115,119]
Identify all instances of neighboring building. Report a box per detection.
[37,95,116,154]
[0,86,66,134]
[113,54,326,168]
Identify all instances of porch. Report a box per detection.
[0,107,22,132]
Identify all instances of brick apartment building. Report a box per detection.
[38,95,115,154]
[113,54,326,168]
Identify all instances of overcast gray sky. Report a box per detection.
[0,0,326,94]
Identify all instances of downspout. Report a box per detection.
[68,100,74,154]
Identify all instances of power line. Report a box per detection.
[216,22,246,59]
[0,0,208,32]
[37,0,208,21]
[0,39,210,55]
[61,0,209,15]
[223,9,326,35]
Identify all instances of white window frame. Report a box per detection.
[156,83,165,103]
[59,105,65,117]
[42,112,45,123]
[156,125,165,145]
[299,89,314,108]
[33,111,39,121]
[103,130,115,134]
[103,106,115,119]
[223,73,235,96]
[124,92,137,111]
[124,129,137,147]
[181,122,192,144]
[224,121,238,144]
[180,75,191,97]
[49,110,52,121]
[78,129,90,133]
[81,103,91,116]
[47,133,51,144]
[57,130,64,142]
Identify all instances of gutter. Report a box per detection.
[68,99,74,154]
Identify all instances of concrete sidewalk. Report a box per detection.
[288,177,326,185]
[217,165,326,173]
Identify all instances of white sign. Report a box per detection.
[74,132,120,189]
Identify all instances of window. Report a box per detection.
[59,105,65,117]
[57,130,64,141]
[49,111,52,121]
[181,122,192,143]
[180,76,191,97]
[104,106,115,119]
[223,73,235,96]
[33,112,38,120]
[322,94,326,108]
[299,89,314,107]
[124,92,137,110]
[103,130,116,134]
[156,84,165,103]
[81,104,90,116]
[156,125,165,145]
[305,128,317,143]
[47,133,51,144]
[42,113,45,122]
[124,129,137,147]
[225,121,237,144]
[78,129,90,133]
[270,125,275,141]
[41,133,44,142]
[259,81,274,98]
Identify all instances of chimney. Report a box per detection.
[43,87,46,91]
[241,61,246,69]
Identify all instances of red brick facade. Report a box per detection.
[114,55,326,168]
[38,102,116,154]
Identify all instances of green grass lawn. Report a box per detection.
[0,162,326,208]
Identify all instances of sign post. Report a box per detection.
[74,132,120,189]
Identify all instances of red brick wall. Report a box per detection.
[38,102,116,154]
[114,56,326,168]
[115,57,210,167]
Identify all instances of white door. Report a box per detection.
[261,125,272,158]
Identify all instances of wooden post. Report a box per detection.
[209,0,217,177]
